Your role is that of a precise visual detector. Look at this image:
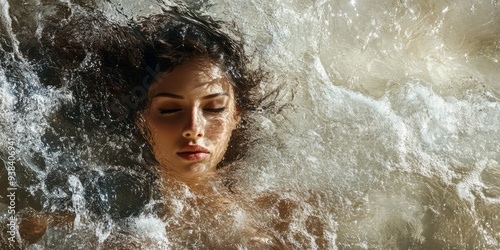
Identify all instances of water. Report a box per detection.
[1,0,499,249]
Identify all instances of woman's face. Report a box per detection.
[140,61,240,183]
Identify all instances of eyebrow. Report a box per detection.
[153,92,229,99]
[202,92,229,99]
[153,93,183,99]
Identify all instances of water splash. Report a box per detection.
[0,0,499,249]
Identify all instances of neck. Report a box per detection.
[160,172,218,196]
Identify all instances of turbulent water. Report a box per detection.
[1,0,499,249]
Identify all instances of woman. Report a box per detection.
[131,9,256,194]
[128,9,286,248]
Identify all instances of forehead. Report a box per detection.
[150,61,234,97]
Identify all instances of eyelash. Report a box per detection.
[158,107,226,114]
[159,109,181,114]
[205,107,226,113]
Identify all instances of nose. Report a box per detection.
[182,108,204,139]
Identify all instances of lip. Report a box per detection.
[177,145,209,162]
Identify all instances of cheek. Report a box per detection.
[205,117,236,141]
[145,117,180,148]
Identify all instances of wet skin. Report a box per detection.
[140,60,240,186]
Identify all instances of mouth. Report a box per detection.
[177,145,209,162]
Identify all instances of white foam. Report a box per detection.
[2,0,499,248]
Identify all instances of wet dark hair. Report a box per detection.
[118,7,261,167]
[131,7,257,115]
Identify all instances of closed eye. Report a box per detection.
[159,109,182,114]
[204,107,226,113]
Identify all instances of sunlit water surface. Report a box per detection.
[1,0,499,249]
